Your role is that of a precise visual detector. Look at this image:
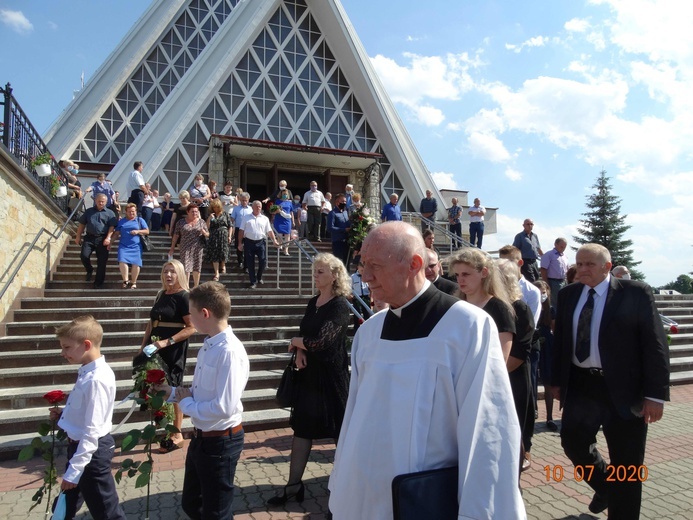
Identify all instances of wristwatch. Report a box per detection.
[168,337,176,347]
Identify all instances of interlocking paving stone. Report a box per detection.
[2,386,693,519]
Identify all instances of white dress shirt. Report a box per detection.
[126,170,145,192]
[58,356,116,483]
[519,276,541,327]
[302,189,325,207]
[240,213,273,241]
[571,276,611,368]
[179,326,249,431]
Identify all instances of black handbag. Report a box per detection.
[138,218,152,252]
[392,466,458,520]
[276,352,298,408]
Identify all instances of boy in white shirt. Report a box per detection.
[158,282,250,519]
[53,316,126,519]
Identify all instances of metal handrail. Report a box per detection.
[401,212,474,255]
[270,236,372,321]
[0,197,86,303]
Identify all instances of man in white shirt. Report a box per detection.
[238,200,279,288]
[468,197,486,248]
[329,222,525,519]
[301,181,325,241]
[320,192,333,240]
[126,161,148,216]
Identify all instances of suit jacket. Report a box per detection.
[551,276,670,418]
[433,276,458,296]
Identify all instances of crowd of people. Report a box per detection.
[59,170,670,519]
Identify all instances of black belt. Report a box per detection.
[572,365,604,377]
[243,237,264,243]
[522,258,537,264]
[548,277,564,281]
[86,234,105,239]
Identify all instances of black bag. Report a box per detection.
[138,218,152,252]
[276,352,298,408]
[392,466,458,520]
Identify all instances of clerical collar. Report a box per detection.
[390,280,431,317]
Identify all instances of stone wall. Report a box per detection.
[0,146,72,324]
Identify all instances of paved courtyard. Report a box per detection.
[2,385,692,519]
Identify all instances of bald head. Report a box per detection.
[360,222,427,307]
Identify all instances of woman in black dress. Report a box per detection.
[267,253,351,506]
[138,259,196,452]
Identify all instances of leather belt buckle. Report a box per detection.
[588,368,604,377]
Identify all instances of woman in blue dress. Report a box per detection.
[113,203,149,289]
[272,189,295,255]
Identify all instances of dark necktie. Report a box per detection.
[575,288,596,362]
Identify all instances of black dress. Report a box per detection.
[204,212,231,263]
[290,295,350,440]
[147,290,191,387]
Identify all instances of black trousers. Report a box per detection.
[182,429,244,520]
[508,361,532,452]
[560,367,648,519]
[127,188,144,216]
[234,227,243,266]
[244,238,266,284]
[80,235,109,286]
[521,258,540,282]
[59,435,126,520]
[307,206,321,239]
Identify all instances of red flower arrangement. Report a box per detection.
[18,389,68,514]
[145,369,166,385]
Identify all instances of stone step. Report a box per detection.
[659,307,693,316]
[0,356,289,396]
[21,294,312,309]
[0,326,298,351]
[45,280,315,291]
[12,303,308,322]
[0,340,293,369]
[5,315,303,336]
[0,407,291,456]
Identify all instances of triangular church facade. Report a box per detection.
[45,0,451,215]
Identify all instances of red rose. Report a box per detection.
[154,410,165,419]
[43,390,66,405]
[145,369,166,384]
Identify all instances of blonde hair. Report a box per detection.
[55,315,103,348]
[351,192,361,203]
[313,253,351,298]
[210,198,223,214]
[495,258,522,302]
[160,260,189,292]
[178,190,190,201]
[449,248,513,307]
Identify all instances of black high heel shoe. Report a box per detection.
[267,481,305,505]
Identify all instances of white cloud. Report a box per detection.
[505,35,550,54]
[565,18,590,32]
[0,9,33,34]
[466,132,511,162]
[430,171,459,190]
[504,167,523,181]
[370,51,482,126]
[413,104,445,126]
[48,21,58,30]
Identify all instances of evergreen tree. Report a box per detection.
[660,274,693,294]
[573,170,643,280]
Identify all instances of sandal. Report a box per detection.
[122,281,130,289]
[130,283,137,289]
[212,275,220,282]
[158,438,184,454]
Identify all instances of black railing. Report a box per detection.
[1,82,69,212]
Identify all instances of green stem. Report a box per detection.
[45,411,56,517]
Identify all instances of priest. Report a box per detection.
[329,222,526,519]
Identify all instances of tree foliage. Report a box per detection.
[660,274,693,294]
[573,170,643,280]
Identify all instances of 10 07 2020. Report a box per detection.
[543,464,648,482]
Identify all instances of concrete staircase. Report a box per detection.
[654,293,693,384]
[0,231,331,455]
[1,234,692,456]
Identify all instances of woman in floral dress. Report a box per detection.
[169,204,209,287]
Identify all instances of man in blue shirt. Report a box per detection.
[380,193,402,222]
[512,218,543,282]
[328,193,351,265]
[419,190,438,232]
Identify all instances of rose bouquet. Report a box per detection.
[18,390,67,516]
[348,205,376,249]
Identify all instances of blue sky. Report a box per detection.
[2,0,691,286]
